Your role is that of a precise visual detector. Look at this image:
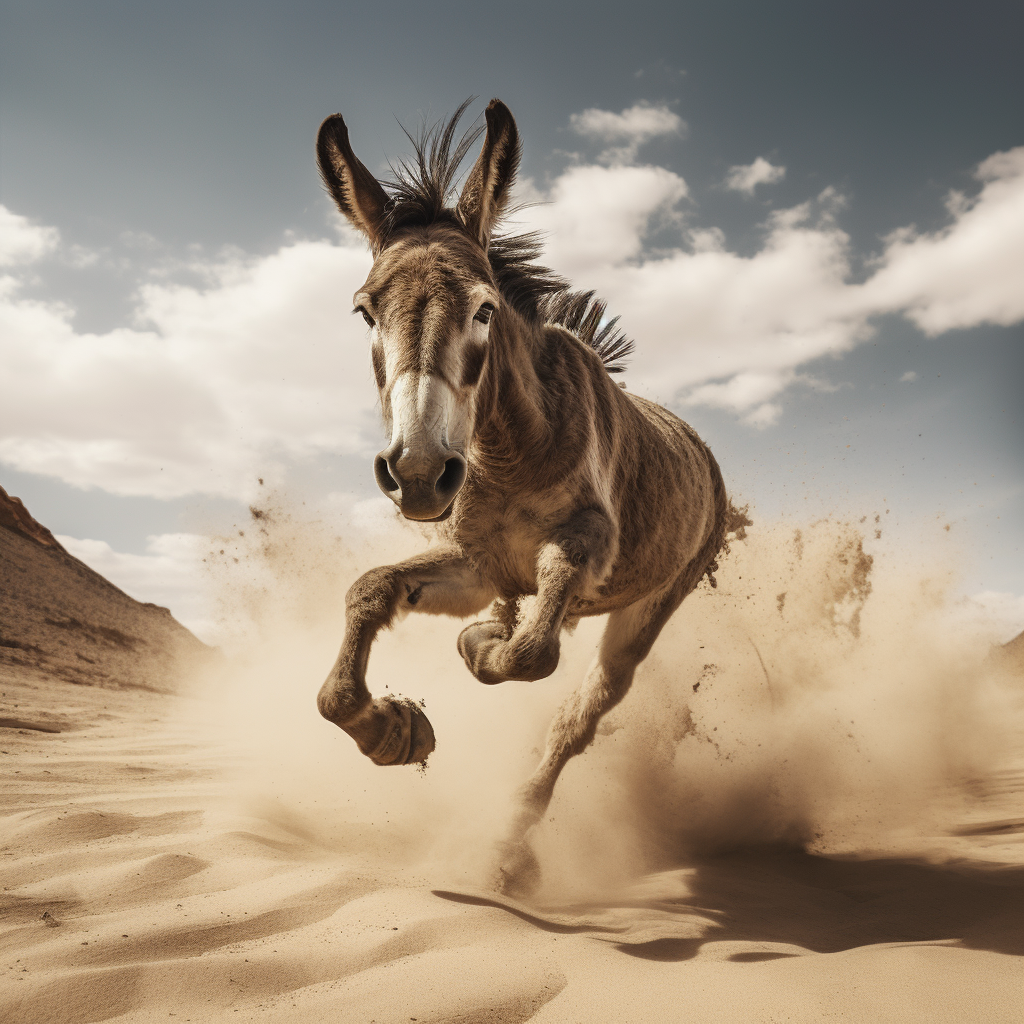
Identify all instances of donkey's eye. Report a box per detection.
[354,306,375,328]
[473,303,495,325]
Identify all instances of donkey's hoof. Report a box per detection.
[366,696,435,766]
[494,839,542,898]
[458,620,509,685]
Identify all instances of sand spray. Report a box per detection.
[174,496,1024,894]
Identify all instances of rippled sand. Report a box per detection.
[2,656,1021,1024]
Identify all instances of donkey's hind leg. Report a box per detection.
[495,581,689,894]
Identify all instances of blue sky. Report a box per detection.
[1,0,1022,636]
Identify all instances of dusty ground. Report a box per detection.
[1,498,1023,1022]
[2,654,1023,1023]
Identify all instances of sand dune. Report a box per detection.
[2,669,1021,1023]
[2,496,1023,1022]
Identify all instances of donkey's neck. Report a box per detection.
[470,313,553,484]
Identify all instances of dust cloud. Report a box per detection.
[178,498,1024,897]
[177,496,574,885]
[535,518,1024,897]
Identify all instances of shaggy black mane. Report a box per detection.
[382,99,482,237]
[380,102,634,375]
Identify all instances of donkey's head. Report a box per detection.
[317,100,519,521]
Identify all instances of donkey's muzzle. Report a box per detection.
[374,447,467,521]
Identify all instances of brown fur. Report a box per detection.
[315,100,730,893]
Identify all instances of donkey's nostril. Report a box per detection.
[375,447,465,515]
[436,455,467,497]
[374,455,400,493]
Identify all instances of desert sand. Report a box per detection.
[2,492,1022,1023]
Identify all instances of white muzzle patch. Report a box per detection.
[387,372,468,472]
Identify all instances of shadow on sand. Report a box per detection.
[435,843,1024,962]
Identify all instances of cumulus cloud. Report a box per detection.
[0,207,59,266]
[724,156,786,195]
[530,164,689,270]
[686,372,794,428]
[570,103,685,164]
[860,147,1024,334]
[0,218,379,498]
[2,135,1023,498]
[519,185,865,415]
[517,141,1024,421]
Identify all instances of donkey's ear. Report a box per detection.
[317,114,389,247]
[457,99,520,248]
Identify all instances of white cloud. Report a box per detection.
[860,147,1024,334]
[570,103,685,164]
[900,371,918,382]
[0,207,59,267]
[520,183,865,410]
[571,103,685,142]
[2,140,1023,499]
[526,164,688,271]
[686,372,794,428]
[724,157,787,195]
[517,144,1024,418]
[0,218,379,499]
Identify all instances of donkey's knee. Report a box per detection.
[345,565,401,630]
[458,620,560,684]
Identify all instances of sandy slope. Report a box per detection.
[1,659,1022,1024]
[0,490,208,694]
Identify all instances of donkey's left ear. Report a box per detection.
[457,99,520,248]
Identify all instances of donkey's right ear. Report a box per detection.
[316,114,390,247]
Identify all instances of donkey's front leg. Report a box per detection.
[458,508,613,685]
[318,547,493,766]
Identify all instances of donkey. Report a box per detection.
[315,99,729,890]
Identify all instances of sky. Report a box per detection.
[1,0,1022,639]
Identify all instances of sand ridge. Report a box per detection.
[0,491,209,694]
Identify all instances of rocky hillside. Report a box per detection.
[0,484,210,692]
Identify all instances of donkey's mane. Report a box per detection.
[539,290,635,375]
[381,103,634,375]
